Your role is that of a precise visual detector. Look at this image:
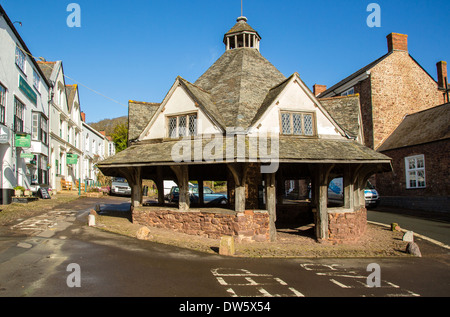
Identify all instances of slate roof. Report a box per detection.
[225,17,258,35]
[98,135,391,169]
[378,102,450,152]
[128,101,160,142]
[318,52,392,97]
[194,47,286,128]
[319,95,362,139]
[36,61,56,83]
[111,18,391,170]
[65,85,77,111]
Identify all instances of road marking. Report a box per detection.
[299,263,420,296]
[212,268,304,297]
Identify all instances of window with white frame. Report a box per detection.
[14,97,25,132]
[32,112,48,144]
[167,113,197,138]
[15,45,26,72]
[33,70,40,92]
[0,84,6,125]
[85,134,90,152]
[280,111,315,136]
[341,87,355,96]
[405,155,426,189]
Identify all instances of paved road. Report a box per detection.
[368,207,450,246]
[0,197,449,303]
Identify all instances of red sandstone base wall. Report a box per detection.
[328,207,367,243]
[133,207,270,242]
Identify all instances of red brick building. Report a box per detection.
[317,33,447,150]
[316,33,449,212]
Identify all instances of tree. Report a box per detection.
[111,123,128,153]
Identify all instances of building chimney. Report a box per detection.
[437,61,448,89]
[99,131,106,136]
[313,84,327,97]
[81,112,86,122]
[387,33,408,52]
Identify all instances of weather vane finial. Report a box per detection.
[241,0,243,17]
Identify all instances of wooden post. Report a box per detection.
[343,165,354,210]
[227,163,248,212]
[351,164,363,210]
[198,178,204,205]
[314,164,334,241]
[123,167,142,208]
[156,166,164,205]
[171,165,190,211]
[265,173,277,242]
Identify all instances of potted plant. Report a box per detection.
[14,186,25,197]
[24,188,32,197]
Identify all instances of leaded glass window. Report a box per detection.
[280,111,315,137]
[304,114,313,136]
[178,116,187,137]
[167,113,198,138]
[281,113,291,134]
[188,115,197,136]
[292,113,302,135]
[168,117,177,138]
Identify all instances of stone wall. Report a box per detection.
[370,51,442,150]
[133,207,270,242]
[328,207,367,243]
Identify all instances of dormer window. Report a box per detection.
[167,113,197,138]
[280,111,315,136]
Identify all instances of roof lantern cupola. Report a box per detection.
[223,16,261,51]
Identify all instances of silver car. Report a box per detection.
[110,177,131,196]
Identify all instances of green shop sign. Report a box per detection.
[67,153,78,165]
[15,133,31,148]
[20,153,34,159]
[19,76,37,105]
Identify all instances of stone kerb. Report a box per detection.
[132,206,270,242]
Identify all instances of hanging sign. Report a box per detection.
[20,153,34,158]
[67,153,78,165]
[15,133,31,148]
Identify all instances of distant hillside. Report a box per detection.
[88,116,127,136]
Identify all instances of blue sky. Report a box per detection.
[2,0,449,123]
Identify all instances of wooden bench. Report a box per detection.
[75,180,85,191]
[61,180,73,191]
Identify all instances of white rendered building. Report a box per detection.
[0,5,51,204]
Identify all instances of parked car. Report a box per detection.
[110,177,131,196]
[364,180,380,208]
[168,184,227,205]
[327,177,380,208]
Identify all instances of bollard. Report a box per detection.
[219,236,235,256]
[88,214,96,227]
